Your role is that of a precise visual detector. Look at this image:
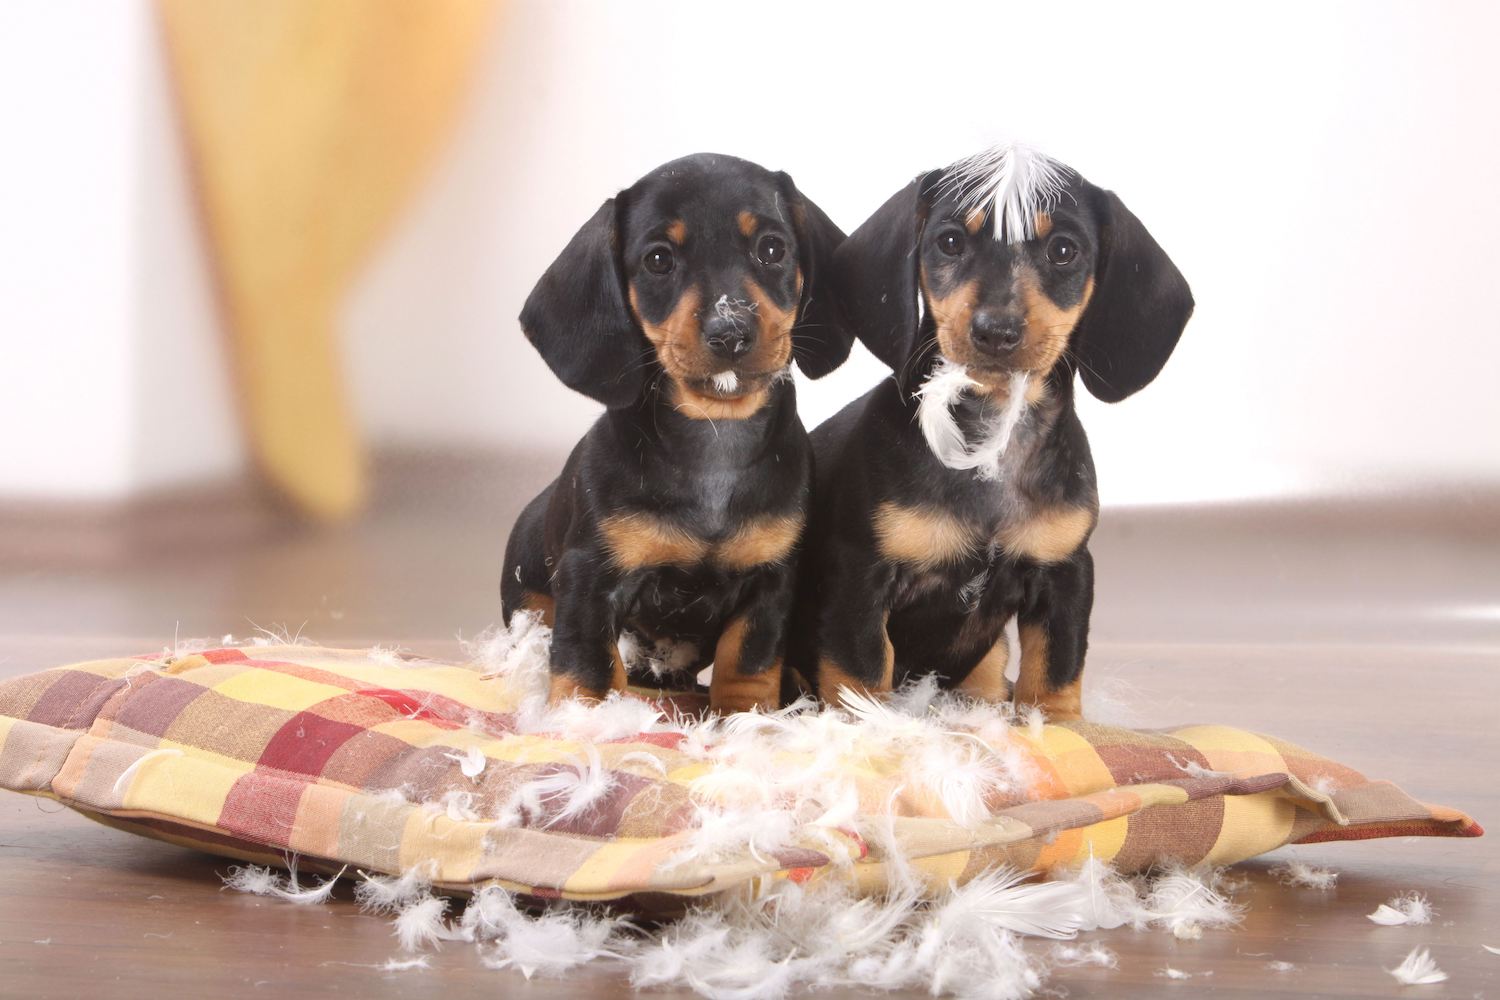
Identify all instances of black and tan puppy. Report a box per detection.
[786,144,1193,719]
[503,154,852,711]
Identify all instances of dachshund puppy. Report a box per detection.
[503,154,852,711]
[786,144,1193,720]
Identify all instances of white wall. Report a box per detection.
[5,1,1497,505]
[348,0,1500,505]
[0,1,241,500]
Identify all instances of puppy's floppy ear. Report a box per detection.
[1072,188,1194,403]
[775,172,853,379]
[519,198,648,409]
[828,173,934,372]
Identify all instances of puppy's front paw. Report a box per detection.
[1013,680,1084,722]
[547,673,608,705]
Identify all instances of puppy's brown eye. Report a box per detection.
[755,235,786,266]
[936,229,965,256]
[642,245,674,275]
[1046,236,1077,266]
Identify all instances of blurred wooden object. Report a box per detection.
[158,0,494,519]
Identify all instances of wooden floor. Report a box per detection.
[1,455,1496,999]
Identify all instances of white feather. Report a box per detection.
[1483,945,1500,955]
[915,359,980,468]
[444,745,487,780]
[617,750,669,776]
[354,865,434,913]
[379,956,431,971]
[112,747,184,796]
[1170,755,1234,780]
[915,360,1031,479]
[367,644,409,666]
[712,371,740,394]
[1309,773,1342,796]
[222,861,346,906]
[482,907,626,979]
[1387,947,1448,986]
[420,789,479,823]
[222,864,281,897]
[1269,860,1339,890]
[1368,892,1434,926]
[393,895,460,952]
[932,869,1089,940]
[1267,960,1297,972]
[1139,865,1243,940]
[495,743,617,829]
[466,612,553,699]
[942,141,1074,244]
[1156,967,1192,980]
[522,691,665,743]
[1056,852,1140,931]
[1050,942,1117,968]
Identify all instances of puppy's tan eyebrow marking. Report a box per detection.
[737,211,757,238]
[665,219,687,245]
[1034,212,1054,238]
[964,208,986,235]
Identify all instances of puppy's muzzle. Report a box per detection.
[703,302,755,360]
[970,310,1023,358]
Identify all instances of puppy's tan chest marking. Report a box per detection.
[873,503,982,570]
[600,510,802,571]
[996,504,1096,564]
[716,513,803,569]
[600,512,708,569]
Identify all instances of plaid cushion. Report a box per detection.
[0,645,1480,900]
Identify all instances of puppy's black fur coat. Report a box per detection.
[503,153,851,710]
[786,161,1194,718]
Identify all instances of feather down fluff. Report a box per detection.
[1269,860,1339,890]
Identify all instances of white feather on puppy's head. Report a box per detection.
[939,141,1074,244]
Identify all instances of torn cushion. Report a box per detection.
[0,644,1479,901]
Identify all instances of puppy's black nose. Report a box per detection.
[703,315,754,359]
[970,312,1023,356]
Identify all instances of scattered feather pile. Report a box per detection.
[205,617,1409,1000]
[224,855,1251,999]
[1368,892,1434,926]
[1270,860,1339,890]
[1387,947,1447,986]
[463,615,1047,877]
